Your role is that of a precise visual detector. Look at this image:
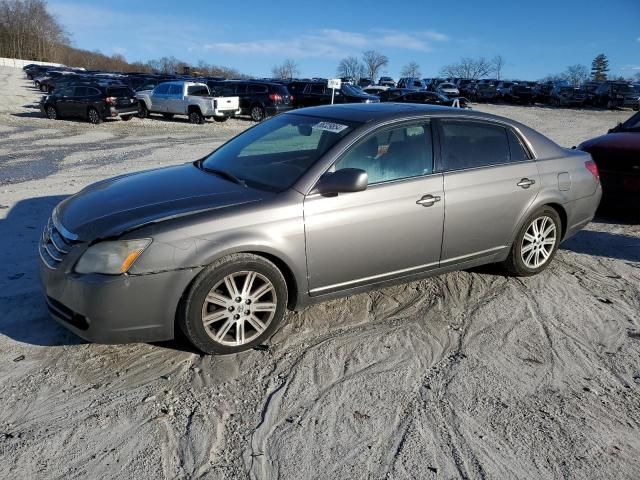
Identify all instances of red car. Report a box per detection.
[578,112,640,209]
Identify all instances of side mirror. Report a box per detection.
[315,168,368,196]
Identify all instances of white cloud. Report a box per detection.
[202,28,449,58]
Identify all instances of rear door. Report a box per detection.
[56,86,79,117]
[437,119,540,266]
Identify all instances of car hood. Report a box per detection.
[579,132,640,152]
[55,163,270,241]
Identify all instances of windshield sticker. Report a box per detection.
[312,121,349,133]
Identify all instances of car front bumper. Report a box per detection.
[39,251,202,344]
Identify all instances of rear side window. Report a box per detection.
[86,87,101,96]
[440,120,511,171]
[72,87,88,96]
[308,84,325,94]
[248,84,268,94]
[187,85,209,96]
[507,129,531,162]
[168,84,182,96]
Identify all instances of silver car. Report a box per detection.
[39,104,602,354]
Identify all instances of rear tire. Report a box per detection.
[189,109,204,124]
[502,206,561,277]
[250,104,266,122]
[87,107,102,124]
[179,254,288,354]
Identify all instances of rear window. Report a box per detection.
[107,87,132,97]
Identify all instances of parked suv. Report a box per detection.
[207,80,293,122]
[593,82,638,109]
[505,83,535,104]
[378,76,395,87]
[136,81,240,124]
[287,81,379,108]
[470,83,498,102]
[396,77,427,90]
[40,83,139,124]
[549,86,586,107]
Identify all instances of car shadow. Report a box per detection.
[0,194,86,347]
[562,229,640,263]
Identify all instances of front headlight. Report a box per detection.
[75,239,151,275]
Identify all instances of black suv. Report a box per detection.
[40,83,139,124]
[287,81,379,108]
[593,82,639,109]
[207,80,292,121]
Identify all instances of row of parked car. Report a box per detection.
[364,76,640,110]
[24,63,640,125]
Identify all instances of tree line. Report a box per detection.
[0,0,245,77]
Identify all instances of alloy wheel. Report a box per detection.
[201,271,277,346]
[46,106,57,120]
[251,106,264,122]
[88,108,100,124]
[521,216,557,269]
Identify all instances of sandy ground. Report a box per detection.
[0,65,639,479]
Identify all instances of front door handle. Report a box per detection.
[416,194,441,207]
[517,178,536,189]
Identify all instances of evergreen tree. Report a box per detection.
[591,54,609,81]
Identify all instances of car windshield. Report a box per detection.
[341,84,363,95]
[440,83,456,89]
[201,114,360,192]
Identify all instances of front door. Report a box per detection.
[304,121,444,295]
[437,118,541,265]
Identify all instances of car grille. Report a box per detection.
[39,218,74,269]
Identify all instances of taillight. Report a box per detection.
[105,97,117,105]
[585,160,600,182]
[290,95,295,102]
[269,93,282,102]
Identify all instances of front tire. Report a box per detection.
[45,105,58,120]
[137,102,149,119]
[179,254,288,354]
[503,206,561,277]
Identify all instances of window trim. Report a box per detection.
[324,120,437,188]
[435,117,535,173]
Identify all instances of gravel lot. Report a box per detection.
[1,66,639,480]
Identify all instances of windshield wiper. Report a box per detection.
[197,161,246,187]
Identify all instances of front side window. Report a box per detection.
[154,83,170,95]
[440,120,514,171]
[202,114,359,191]
[334,123,433,184]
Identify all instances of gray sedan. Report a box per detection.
[39,104,602,354]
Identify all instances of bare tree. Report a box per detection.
[440,57,492,79]
[337,56,365,80]
[271,59,299,79]
[362,50,389,82]
[401,61,421,78]
[564,64,589,86]
[492,55,506,80]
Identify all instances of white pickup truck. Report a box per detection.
[136,81,240,124]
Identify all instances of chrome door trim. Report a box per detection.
[309,260,439,295]
[439,246,506,266]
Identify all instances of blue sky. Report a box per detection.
[49,0,639,80]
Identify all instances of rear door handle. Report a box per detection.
[517,178,536,189]
[416,194,441,207]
